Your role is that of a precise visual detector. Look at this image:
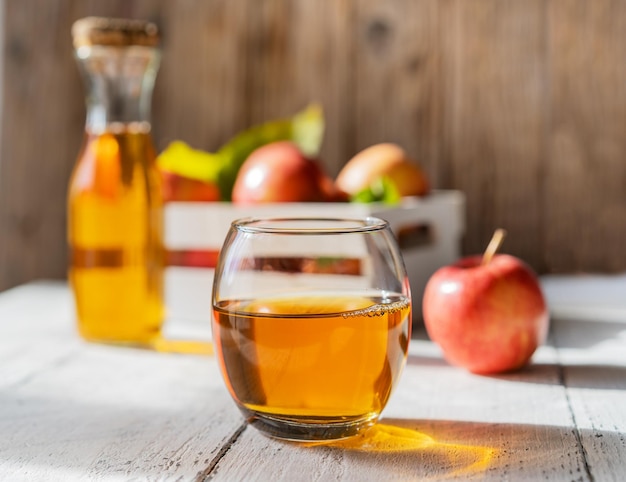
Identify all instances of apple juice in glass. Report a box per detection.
[211,217,412,441]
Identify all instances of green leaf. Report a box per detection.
[156,141,223,181]
[156,104,325,201]
[291,104,325,157]
[351,176,402,205]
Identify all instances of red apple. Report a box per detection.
[318,174,350,202]
[422,253,549,375]
[336,143,430,198]
[160,170,221,202]
[231,141,329,204]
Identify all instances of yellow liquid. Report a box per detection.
[212,294,411,424]
[68,127,164,345]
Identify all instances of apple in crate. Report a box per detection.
[336,143,429,199]
[422,230,549,374]
[232,141,341,204]
[160,170,221,202]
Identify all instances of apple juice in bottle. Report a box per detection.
[68,17,164,345]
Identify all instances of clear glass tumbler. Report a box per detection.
[212,217,412,441]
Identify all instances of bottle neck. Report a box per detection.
[75,45,160,134]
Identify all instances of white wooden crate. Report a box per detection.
[163,190,465,324]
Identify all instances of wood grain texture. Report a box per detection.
[353,0,440,178]
[3,281,625,480]
[2,0,626,291]
[438,0,548,270]
[0,282,244,482]
[553,316,626,481]
[545,0,626,273]
[0,1,81,291]
[153,0,249,152]
[234,0,355,176]
[212,339,594,481]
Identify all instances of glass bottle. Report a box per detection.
[68,17,164,345]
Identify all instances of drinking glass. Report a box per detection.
[211,217,412,441]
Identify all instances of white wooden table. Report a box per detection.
[1,277,625,481]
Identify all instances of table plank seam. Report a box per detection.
[194,422,247,481]
[3,281,626,480]
[556,357,595,482]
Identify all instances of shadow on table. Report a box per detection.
[407,316,626,390]
[493,362,626,390]
[550,317,626,350]
[3,388,624,480]
[411,310,626,351]
[405,352,626,390]
[406,326,448,368]
[301,418,622,480]
[406,353,449,368]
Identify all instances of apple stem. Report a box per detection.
[482,228,507,265]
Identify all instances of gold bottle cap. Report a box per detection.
[72,16,159,48]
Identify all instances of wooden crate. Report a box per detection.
[163,190,464,329]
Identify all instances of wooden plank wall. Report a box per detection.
[1,0,626,291]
